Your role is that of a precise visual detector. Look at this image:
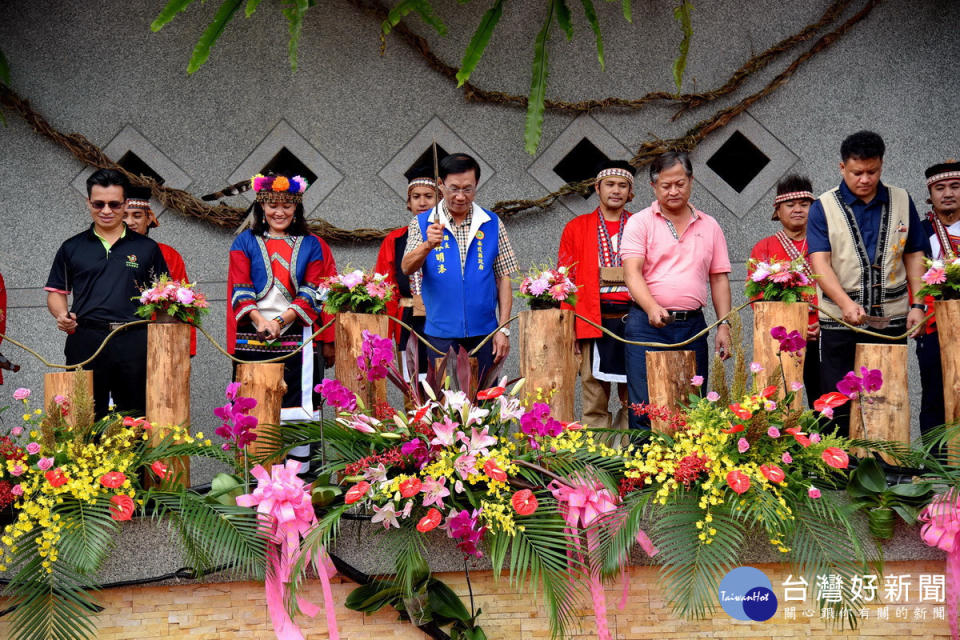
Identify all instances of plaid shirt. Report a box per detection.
[404,204,519,279]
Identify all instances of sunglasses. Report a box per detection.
[89,200,126,211]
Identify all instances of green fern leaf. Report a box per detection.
[382,0,447,39]
[151,0,199,32]
[671,1,694,90]
[187,0,244,74]
[55,497,119,575]
[556,0,574,40]
[245,0,263,17]
[282,0,310,71]
[620,0,632,23]
[524,0,556,155]
[455,0,504,87]
[579,0,605,70]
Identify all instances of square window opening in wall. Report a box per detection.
[260,147,318,184]
[117,151,166,185]
[404,145,448,181]
[705,130,770,193]
[553,138,610,199]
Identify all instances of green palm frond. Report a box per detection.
[653,497,743,619]
[145,490,267,578]
[55,496,119,575]
[289,503,349,594]
[594,489,656,574]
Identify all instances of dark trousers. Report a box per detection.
[916,331,945,437]
[425,334,495,382]
[65,325,148,420]
[624,308,709,430]
[819,326,906,436]
[803,339,822,409]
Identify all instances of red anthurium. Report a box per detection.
[413,405,431,423]
[821,447,850,469]
[785,427,812,448]
[813,392,850,414]
[345,481,371,505]
[416,508,442,532]
[759,464,785,483]
[109,494,135,521]
[399,477,422,498]
[483,459,507,482]
[150,461,168,479]
[477,386,505,401]
[511,489,538,516]
[729,404,753,420]
[99,472,127,489]
[45,468,69,488]
[722,423,745,434]
[726,470,751,494]
[760,385,779,399]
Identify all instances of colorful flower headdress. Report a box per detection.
[251,174,310,203]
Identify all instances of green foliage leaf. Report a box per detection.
[427,579,472,622]
[556,0,574,40]
[56,497,119,575]
[245,0,264,17]
[382,0,447,39]
[579,0,605,70]
[456,0,505,87]
[344,582,403,612]
[282,0,310,71]
[671,1,694,90]
[620,0,632,23]
[209,472,245,505]
[524,1,555,155]
[187,0,244,74]
[151,0,199,32]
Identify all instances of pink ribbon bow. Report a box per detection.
[919,491,960,640]
[237,460,340,640]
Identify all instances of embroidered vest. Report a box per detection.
[418,211,500,338]
[817,186,910,325]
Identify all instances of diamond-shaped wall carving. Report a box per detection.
[527,114,631,216]
[378,116,493,201]
[691,111,798,217]
[228,120,342,214]
[72,125,191,217]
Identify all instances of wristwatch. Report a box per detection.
[910,303,928,312]
[498,327,511,337]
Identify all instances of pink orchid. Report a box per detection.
[421,476,450,508]
[430,416,460,447]
[454,453,478,479]
[458,426,497,456]
[371,502,400,529]
[363,463,388,485]
[346,414,379,434]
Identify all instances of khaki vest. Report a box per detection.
[817,185,910,326]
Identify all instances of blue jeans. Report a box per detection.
[425,334,495,382]
[624,307,709,430]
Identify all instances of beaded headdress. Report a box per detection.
[251,174,309,204]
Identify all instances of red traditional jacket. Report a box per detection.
[374,227,409,344]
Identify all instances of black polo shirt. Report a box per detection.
[45,224,169,323]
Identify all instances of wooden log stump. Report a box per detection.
[43,370,93,428]
[752,301,808,408]
[334,312,390,408]
[645,350,696,434]
[146,322,191,488]
[518,309,576,421]
[849,343,910,465]
[935,299,960,454]
[236,362,286,463]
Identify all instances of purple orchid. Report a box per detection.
[315,378,357,411]
[214,383,259,451]
[356,330,394,381]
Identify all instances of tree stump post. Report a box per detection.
[849,343,910,464]
[645,350,696,434]
[335,312,391,408]
[236,362,286,463]
[518,309,576,421]
[935,300,960,455]
[752,301,808,408]
[43,370,93,428]
[146,322,192,488]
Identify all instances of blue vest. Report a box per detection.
[418,209,500,338]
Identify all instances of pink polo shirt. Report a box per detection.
[619,200,731,311]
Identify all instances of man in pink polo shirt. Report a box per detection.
[621,151,732,429]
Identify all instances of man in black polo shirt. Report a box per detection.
[44,169,168,418]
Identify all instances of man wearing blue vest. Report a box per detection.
[401,153,519,378]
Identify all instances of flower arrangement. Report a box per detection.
[134,273,210,325]
[517,264,578,307]
[745,257,816,302]
[251,173,308,195]
[319,269,396,314]
[0,376,266,640]
[916,255,960,300]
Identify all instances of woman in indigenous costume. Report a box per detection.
[227,174,327,467]
[748,174,821,405]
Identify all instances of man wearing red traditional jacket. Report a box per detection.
[123,186,197,356]
[748,175,821,405]
[558,160,637,429]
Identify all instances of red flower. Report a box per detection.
[759,464,785,483]
[399,477,422,498]
[821,447,849,469]
[345,481,371,505]
[110,494,135,521]
[729,404,753,420]
[722,423,745,434]
[45,468,69,488]
[477,386,505,401]
[416,508,442,532]
[413,405,431,424]
[760,385,779,399]
[99,472,127,489]
[511,489,538,516]
[726,470,751,494]
[483,459,507,482]
[150,461,168,479]
[813,392,850,414]
[785,427,812,448]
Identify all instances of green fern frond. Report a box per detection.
[456,0,505,87]
[281,0,310,71]
[151,0,199,31]
[55,497,119,575]
[524,0,555,155]
[187,0,244,74]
